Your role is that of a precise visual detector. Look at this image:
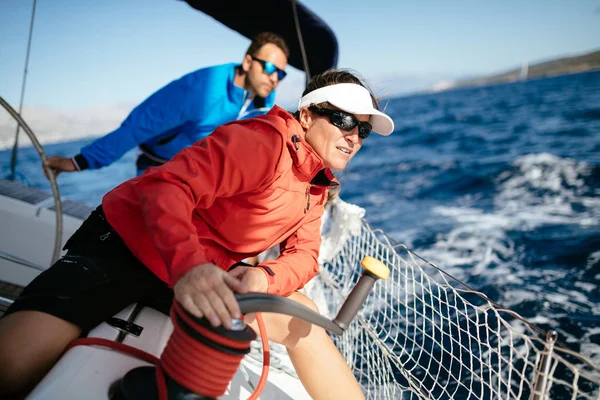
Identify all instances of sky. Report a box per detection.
[0,0,599,146]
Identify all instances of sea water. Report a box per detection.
[1,71,599,381]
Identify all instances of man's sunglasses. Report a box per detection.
[308,106,372,139]
[251,56,287,80]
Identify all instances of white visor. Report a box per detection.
[298,83,394,135]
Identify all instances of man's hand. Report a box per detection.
[174,263,248,329]
[228,266,269,293]
[42,156,77,179]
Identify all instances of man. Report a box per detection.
[43,32,289,176]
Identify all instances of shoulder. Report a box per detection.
[209,107,298,166]
[253,106,297,134]
[199,63,237,76]
[217,113,287,154]
[187,63,235,75]
[178,63,236,87]
[229,106,298,149]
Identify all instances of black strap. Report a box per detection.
[228,261,253,271]
[136,153,165,171]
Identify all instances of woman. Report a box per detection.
[0,69,394,399]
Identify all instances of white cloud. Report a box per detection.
[0,104,132,150]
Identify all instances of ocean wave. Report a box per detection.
[564,108,600,121]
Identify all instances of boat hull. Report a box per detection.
[27,304,310,399]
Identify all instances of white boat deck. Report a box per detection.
[0,178,94,220]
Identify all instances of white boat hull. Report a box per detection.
[0,179,88,287]
[28,304,310,400]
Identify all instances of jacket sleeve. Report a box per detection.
[131,121,283,284]
[78,79,196,169]
[258,204,324,297]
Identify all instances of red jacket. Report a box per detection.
[102,106,337,296]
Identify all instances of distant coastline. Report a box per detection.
[431,48,600,92]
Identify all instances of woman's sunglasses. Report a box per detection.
[308,106,372,139]
[251,56,287,81]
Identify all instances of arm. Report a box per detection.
[43,87,195,176]
[76,119,156,170]
[78,82,196,170]
[258,205,324,297]
[133,121,284,284]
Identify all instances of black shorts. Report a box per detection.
[3,206,173,333]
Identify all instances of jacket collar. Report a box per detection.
[268,105,338,186]
[310,169,338,187]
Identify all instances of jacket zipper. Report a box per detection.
[292,135,300,151]
[255,201,305,255]
[255,183,314,254]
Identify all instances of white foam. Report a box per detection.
[495,153,599,227]
[416,206,517,281]
[412,152,599,326]
[574,281,597,293]
[587,250,600,271]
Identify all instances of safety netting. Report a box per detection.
[300,197,600,400]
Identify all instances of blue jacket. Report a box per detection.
[75,63,275,171]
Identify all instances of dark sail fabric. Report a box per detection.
[182,0,338,76]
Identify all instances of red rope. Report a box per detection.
[66,303,271,400]
[65,337,159,365]
[247,312,269,400]
[66,337,168,400]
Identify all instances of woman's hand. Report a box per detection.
[228,266,269,293]
[174,263,248,329]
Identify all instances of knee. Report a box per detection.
[279,293,326,349]
[246,293,324,348]
[0,340,31,395]
[288,291,320,314]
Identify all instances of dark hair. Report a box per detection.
[246,32,290,58]
[327,184,341,203]
[294,69,380,118]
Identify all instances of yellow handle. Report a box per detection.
[360,256,390,280]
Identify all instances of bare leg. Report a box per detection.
[0,311,81,398]
[245,292,364,400]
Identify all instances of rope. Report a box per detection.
[66,302,271,399]
[291,0,311,83]
[247,312,269,400]
[161,302,250,397]
[9,0,37,181]
[1,0,63,267]
[370,223,555,340]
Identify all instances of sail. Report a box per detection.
[181,0,339,76]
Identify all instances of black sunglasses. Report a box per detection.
[251,56,287,80]
[308,106,372,139]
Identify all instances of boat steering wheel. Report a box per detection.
[99,256,390,400]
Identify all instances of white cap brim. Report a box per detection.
[298,83,394,135]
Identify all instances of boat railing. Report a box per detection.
[0,250,46,272]
[0,96,63,265]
